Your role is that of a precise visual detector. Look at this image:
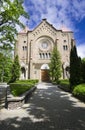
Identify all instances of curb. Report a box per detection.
[6,86,37,110]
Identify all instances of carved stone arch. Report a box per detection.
[21,67,26,80]
[20,62,27,80]
[62,62,70,79]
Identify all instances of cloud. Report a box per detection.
[77,44,85,58]
[23,0,85,31]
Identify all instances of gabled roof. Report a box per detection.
[19,19,73,34]
[32,18,60,32]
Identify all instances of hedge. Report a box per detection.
[10,79,39,96]
[58,79,70,92]
[15,79,39,84]
[73,84,85,102]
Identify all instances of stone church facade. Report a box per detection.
[15,19,75,81]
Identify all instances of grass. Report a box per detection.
[10,79,38,96]
[58,79,70,92]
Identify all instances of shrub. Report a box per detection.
[58,79,70,92]
[9,79,38,96]
[10,83,33,96]
[15,79,39,84]
[73,84,85,101]
[59,79,69,85]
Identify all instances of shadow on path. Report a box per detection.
[0,83,85,130]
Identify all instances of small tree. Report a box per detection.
[69,46,81,89]
[49,46,62,83]
[10,55,20,82]
[0,52,13,83]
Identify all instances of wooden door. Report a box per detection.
[41,69,50,82]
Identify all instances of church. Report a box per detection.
[15,19,75,82]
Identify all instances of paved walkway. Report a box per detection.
[0,83,85,130]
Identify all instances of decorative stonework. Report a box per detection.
[16,19,75,81]
[32,20,57,37]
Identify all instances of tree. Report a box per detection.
[0,0,29,50]
[69,46,81,89]
[81,58,85,83]
[49,46,62,83]
[10,55,20,82]
[0,52,13,83]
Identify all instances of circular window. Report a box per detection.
[41,42,48,49]
[36,36,53,51]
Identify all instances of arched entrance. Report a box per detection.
[21,67,26,79]
[41,64,50,82]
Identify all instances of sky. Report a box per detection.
[20,0,85,58]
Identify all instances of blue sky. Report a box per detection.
[20,0,85,58]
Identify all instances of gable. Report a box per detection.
[32,19,59,37]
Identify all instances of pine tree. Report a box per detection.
[49,46,62,83]
[69,46,81,89]
[10,55,20,82]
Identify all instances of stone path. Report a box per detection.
[0,83,85,130]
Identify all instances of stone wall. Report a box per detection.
[6,86,36,110]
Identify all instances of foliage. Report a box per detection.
[59,79,70,85]
[0,52,13,82]
[10,55,20,83]
[15,79,39,84]
[69,46,81,89]
[49,46,62,83]
[73,84,85,101]
[10,83,33,96]
[81,58,85,83]
[0,0,29,50]
[9,79,38,96]
[58,79,70,92]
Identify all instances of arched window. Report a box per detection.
[49,53,51,58]
[39,53,42,59]
[46,53,48,58]
[63,45,68,50]
[43,53,45,59]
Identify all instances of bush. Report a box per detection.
[73,84,85,101]
[10,83,33,96]
[9,79,38,96]
[15,79,39,84]
[59,79,69,85]
[58,79,70,92]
